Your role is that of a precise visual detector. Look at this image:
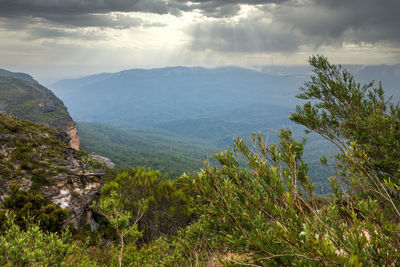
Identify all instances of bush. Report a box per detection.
[0,212,99,266]
[100,167,193,243]
[184,56,400,265]
[188,129,400,265]
[0,212,73,266]
[290,55,400,199]
[0,185,69,233]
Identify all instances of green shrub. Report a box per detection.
[121,217,217,266]
[0,212,72,266]
[182,56,400,266]
[187,129,400,265]
[100,167,193,243]
[0,212,99,267]
[0,185,69,233]
[290,55,400,198]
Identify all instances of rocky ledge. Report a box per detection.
[43,168,103,227]
[0,147,103,227]
[0,114,103,228]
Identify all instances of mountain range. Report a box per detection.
[49,64,400,193]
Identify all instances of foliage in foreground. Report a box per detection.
[0,185,69,233]
[1,55,399,266]
[185,56,400,265]
[0,212,97,266]
[100,167,193,243]
[190,129,399,265]
[93,191,142,267]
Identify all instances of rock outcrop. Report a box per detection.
[89,153,115,169]
[66,121,80,150]
[41,150,102,226]
[0,114,102,227]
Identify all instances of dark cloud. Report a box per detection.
[26,28,108,41]
[0,0,399,54]
[0,14,159,41]
[0,0,287,21]
[40,13,165,29]
[187,0,400,53]
[0,1,168,40]
[272,0,400,45]
[169,0,287,18]
[0,0,169,30]
[0,0,169,17]
[0,17,110,41]
[44,14,143,29]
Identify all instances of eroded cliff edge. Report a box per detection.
[67,121,80,150]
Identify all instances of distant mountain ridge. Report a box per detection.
[50,66,304,129]
[259,64,400,99]
[50,64,400,193]
[50,63,400,141]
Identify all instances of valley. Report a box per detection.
[49,64,400,194]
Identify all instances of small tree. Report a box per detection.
[92,192,143,267]
[185,56,400,265]
[290,55,400,216]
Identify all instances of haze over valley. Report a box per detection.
[47,64,400,192]
[1,1,400,265]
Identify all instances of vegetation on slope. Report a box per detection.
[0,113,69,192]
[0,185,69,233]
[77,122,216,178]
[78,121,335,193]
[1,56,399,266]
[0,76,72,128]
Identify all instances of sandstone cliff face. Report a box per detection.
[66,120,80,150]
[1,148,101,226]
[41,149,101,226]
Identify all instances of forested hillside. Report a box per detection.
[77,122,215,177]
[0,71,79,149]
[2,56,400,266]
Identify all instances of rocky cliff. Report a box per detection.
[0,114,102,226]
[0,71,80,150]
[67,121,80,150]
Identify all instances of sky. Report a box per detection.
[0,0,399,84]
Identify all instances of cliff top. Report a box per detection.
[0,113,104,226]
[0,72,79,150]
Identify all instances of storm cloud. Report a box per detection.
[189,19,303,53]
[0,0,399,83]
[187,0,400,53]
[0,1,169,31]
[0,0,170,17]
[1,0,399,45]
[0,0,287,20]
[169,0,288,18]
